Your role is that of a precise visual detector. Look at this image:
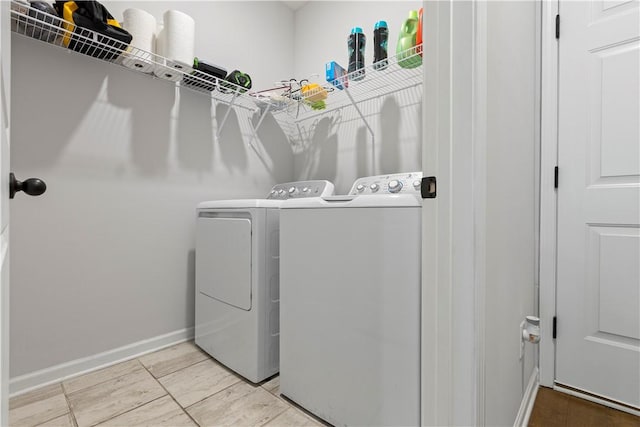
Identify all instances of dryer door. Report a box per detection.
[196,216,252,311]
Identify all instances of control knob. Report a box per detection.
[302,187,310,193]
[356,184,365,192]
[288,186,298,195]
[370,183,379,192]
[388,180,403,193]
[413,180,421,190]
[278,189,286,197]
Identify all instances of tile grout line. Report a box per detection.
[257,405,290,427]
[60,383,80,427]
[62,343,207,397]
[138,359,202,427]
[176,371,289,422]
[182,376,243,412]
[18,384,78,427]
[63,362,169,427]
[151,352,212,381]
[268,385,329,427]
[63,359,145,398]
[86,394,169,427]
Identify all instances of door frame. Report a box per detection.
[0,1,10,425]
[422,1,488,425]
[539,2,640,415]
[539,0,559,389]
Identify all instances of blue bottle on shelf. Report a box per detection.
[348,27,366,81]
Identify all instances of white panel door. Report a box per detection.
[556,0,640,407]
[0,1,10,425]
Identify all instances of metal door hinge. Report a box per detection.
[421,176,437,199]
[555,15,560,39]
[554,166,559,189]
[552,316,557,339]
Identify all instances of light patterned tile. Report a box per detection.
[263,408,322,427]
[159,359,241,408]
[187,382,288,426]
[96,395,196,427]
[63,360,143,395]
[9,384,69,427]
[138,342,209,378]
[10,384,63,411]
[67,367,166,427]
[35,413,75,427]
[261,376,280,396]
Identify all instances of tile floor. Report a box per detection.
[9,341,324,427]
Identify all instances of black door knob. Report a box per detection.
[9,173,47,199]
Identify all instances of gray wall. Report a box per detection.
[292,1,422,193]
[484,1,539,425]
[10,1,295,377]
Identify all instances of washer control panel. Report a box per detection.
[267,180,335,200]
[349,172,423,196]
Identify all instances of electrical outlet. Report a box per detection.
[519,320,526,360]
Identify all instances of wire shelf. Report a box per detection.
[269,44,424,125]
[10,0,423,151]
[10,0,260,111]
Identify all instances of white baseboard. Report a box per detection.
[514,367,539,427]
[9,327,194,397]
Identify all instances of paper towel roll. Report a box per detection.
[162,10,195,70]
[153,28,182,82]
[121,8,156,73]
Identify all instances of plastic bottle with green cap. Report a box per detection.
[348,26,366,81]
[397,10,422,69]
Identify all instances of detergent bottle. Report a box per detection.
[396,10,422,69]
[373,20,389,70]
[348,27,366,81]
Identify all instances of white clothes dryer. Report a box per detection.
[279,172,423,426]
[195,180,334,383]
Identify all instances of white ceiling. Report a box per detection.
[281,1,309,11]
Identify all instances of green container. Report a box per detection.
[396,10,422,69]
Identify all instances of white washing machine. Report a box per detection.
[195,180,334,383]
[279,172,423,426]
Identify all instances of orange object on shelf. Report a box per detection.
[416,7,423,56]
[301,83,328,102]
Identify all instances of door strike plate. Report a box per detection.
[421,176,437,199]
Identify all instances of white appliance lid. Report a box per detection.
[280,194,422,209]
[197,199,284,209]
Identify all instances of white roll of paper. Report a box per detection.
[121,8,156,73]
[162,10,195,70]
[153,27,182,82]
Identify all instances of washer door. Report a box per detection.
[196,217,252,311]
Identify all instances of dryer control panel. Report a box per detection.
[349,172,423,195]
[267,180,335,200]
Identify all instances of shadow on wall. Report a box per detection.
[379,97,401,174]
[252,110,294,184]
[356,126,370,178]
[107,70,174,177]
[186,249,196,326]
[176,89,214,176]
[296,116,339,182]
[415,101,422,167]
[11,37,106,169]
[215,103,248,173]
